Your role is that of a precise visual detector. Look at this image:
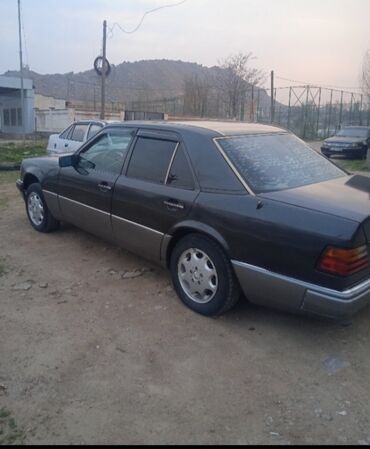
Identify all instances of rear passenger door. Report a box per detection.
[112,130,199,262]
[68,123,90,152]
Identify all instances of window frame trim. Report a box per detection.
[70,123,89,143]
[125,135,180,186]
[213,137,255,196]
[73,128,137,175]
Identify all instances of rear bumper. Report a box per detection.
[232,260,370,320]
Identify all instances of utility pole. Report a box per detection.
[17,0,25,142]
[100,20,107,120]
[270,70,274,123]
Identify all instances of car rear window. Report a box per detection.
[218,133,346,194]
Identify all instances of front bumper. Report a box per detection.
[232,261,370,320]
[16,179,25,199]
[321,147,365,157]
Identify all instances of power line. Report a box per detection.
[275,75,362,91]
[108,0,187,37]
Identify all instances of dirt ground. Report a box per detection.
[1,172,370,445]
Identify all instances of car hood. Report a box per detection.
[260,175,370,223]
[325,136,365,144]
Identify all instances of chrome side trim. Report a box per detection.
[42,189,58,198]
[213,139,256,196]
[42,189,62,221]
[111,214,164,237]
[48,193,165,237]
[58,194,111,217]
[232,260,370,301]
[160,234,173,267]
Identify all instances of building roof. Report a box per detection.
[0,75,33,91]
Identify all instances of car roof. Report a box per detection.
[74,119,119,126]
[107,120,287,137]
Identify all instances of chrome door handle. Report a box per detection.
[98,183,112,192]
[164,200,184,210]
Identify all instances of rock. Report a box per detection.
[13,281,33,291]
[39,283,48,289]
[122,271,143,280]
[322,357,350,375]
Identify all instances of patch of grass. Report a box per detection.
[0,407,25,445]
[0,143,46,164]
[330,157,369,173]
[0,197,9,210]
[0,171,19,185]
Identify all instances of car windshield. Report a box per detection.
[218,133,346,194]
[336,128,368,138]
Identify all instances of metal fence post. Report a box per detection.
[316,87,322,139]
[327,89,333,137]
[349,93,354,125]
[287,87,292,130]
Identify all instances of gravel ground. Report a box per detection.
[1,173,370,445]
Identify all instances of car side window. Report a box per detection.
[87,124,103,140]
[78,130,135,175]
[127,137,178,184]
[166,145,195,190]
[71,124,89,142]
[60,125,73,140]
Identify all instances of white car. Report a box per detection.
[46,120,113,155]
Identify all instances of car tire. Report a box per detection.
[25,183,60,233]
[170,233,240,317]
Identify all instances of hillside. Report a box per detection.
[5,60,218,102]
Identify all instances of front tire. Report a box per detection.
[25,183,60,233]
[170,234,240,317]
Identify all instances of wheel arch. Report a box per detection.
[23,172,41,190]
[163,221,231,268]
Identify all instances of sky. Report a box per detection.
[1,0,369,90]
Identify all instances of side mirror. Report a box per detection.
[59,154,78,168]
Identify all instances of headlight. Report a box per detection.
[323,142,329,147]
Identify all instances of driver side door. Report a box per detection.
[58,128,136,239]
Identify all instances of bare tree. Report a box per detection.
[217,52,265,119]
[362,49,370,101]
[183,74,211,117]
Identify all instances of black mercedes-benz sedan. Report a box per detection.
[16,121,370,321]
[321,126,370,160]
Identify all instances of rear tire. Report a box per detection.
[25,183,60,233]
[170,233,240,317]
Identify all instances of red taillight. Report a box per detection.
[318,245,370,277]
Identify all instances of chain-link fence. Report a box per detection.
[267,86,370,140]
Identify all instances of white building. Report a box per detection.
[0,75,35,134]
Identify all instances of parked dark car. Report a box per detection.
[321,126,370,159]
[16,121,370,321]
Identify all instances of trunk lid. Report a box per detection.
[260,175,370,223]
